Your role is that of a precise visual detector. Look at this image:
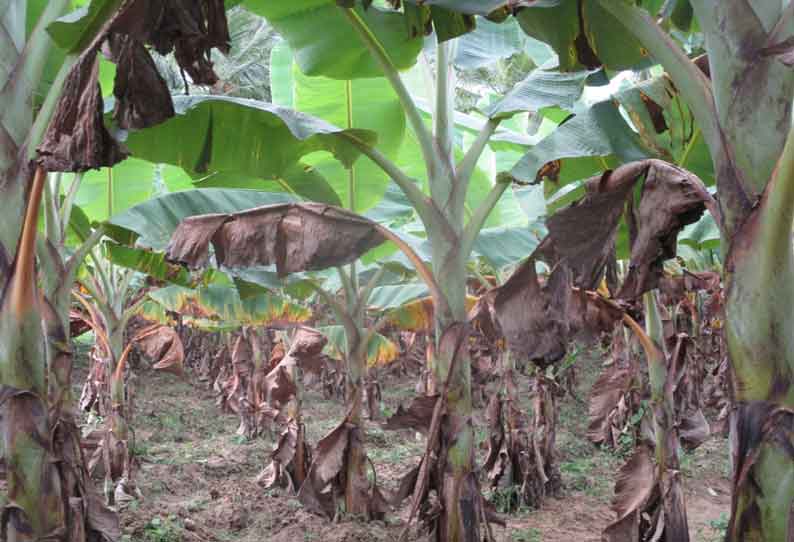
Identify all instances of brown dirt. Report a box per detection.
[74,347,730,542]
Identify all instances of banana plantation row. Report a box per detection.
[0,1,791,541]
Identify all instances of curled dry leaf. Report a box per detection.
[492,247,571,368]
[678,408,710,451]
[106,34,175,129]
[111,0,230,86]
[257,420,311,491]
[297,404,387,520]
[166,203,385,276]
[603,445,657,542]
[133,324,185,375]
[38,46,128,172]
[548,159,712,299]
[383,394,438,434]
[587,361,636,446]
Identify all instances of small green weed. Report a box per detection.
[490,485,528,514]
[708,512,729,539]
[143,515,182,542]
[511,527,542,542]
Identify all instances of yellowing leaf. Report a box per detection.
[384,295,478,332]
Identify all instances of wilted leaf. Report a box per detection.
[548,159,712,299]
[493,248,571,367]
[147,285,312,329]
[587,362,635,445]
[321,325,399,368]
[384,394,438,434]
[110,0,230,85]
[678,408,710,451]
[133,324,184,375]
[167,202,386,276]
[106,33,174,129]
[603,445,657,541]
[257,420,311,491]
[37,47,128,172]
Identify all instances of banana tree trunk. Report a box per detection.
[345,340,369,517]
[643,293,689,541]
[723,129,794,541]
[430,236,480,542]
[0,168,66,540]
[593,2,794,539]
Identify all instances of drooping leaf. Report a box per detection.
[510,99,649,192]
[123,95,375,204]
[602,445,657,541]
[492,247,571,367]
[37,46,127,172]
[587,361,635,445]
[108,188,298,249]
[146,284,311,329]
[105,241,193,286]
[613,73,714,186]
[367,283,428,311]
[166,202,386,276]
[133,323,184,374]
[472,226,541,270]
[124,0,230,86]
[107,33,174,129]
[547,159,713,299]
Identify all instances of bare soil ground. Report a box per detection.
[78,346,730,542]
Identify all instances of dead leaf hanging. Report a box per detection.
[547,159,713,300]
[112,0,230,86]
[133,323,185,375]
[107,34,175,129]
[37,46,128,172]
[602,445,658,541]
[166,203,386,276]
[492,246,571,367]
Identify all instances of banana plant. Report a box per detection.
[73,252,185,504]
[502,2,794,538]
[99,3,591,534]
[0,0,235,535]
[138,281,313,438]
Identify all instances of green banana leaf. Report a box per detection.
[123,95,376,205]
[612,72,715,186]
[510,99,650,201]
[241,1,422,79]
[516,1,653,72]
[291,58,407,212]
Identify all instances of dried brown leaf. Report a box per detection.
[587,363,635,445]
[167,203,385,276]
[37,47,128,172]
[548,160,711,300]
[493,250,571,367]
[383,394,438,434]
[107,34,174,129]
[134,324,184,375]
[607,445,656,527]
